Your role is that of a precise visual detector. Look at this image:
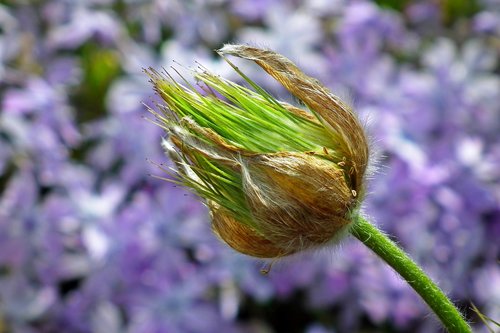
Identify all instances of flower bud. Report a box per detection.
[147,45,369,259]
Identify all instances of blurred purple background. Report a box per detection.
[0,0,499,332]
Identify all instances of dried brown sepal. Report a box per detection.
[242,152,354,251]
[280,102,320,123]
[172,122,357,254]
[210,203,292,258]
[218,44,369,196]
[168,117,248,171]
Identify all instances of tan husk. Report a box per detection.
[210,203,294,258]
[218,44,369,196]
[171,124,358,256]
[241,152,354,253]
[151,45,370,260]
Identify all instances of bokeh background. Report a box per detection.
[1,0,499,332]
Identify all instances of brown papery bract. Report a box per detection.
[218,44,369,197]
[150,44,370,260]
[210,203,293,258]
[241,152,354,253]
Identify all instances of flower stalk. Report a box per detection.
[147,44,471,332]
[351,216,472,333]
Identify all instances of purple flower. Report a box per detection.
[47,7,122,49]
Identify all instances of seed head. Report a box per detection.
[146,44,369,259]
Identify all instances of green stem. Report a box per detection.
[350,215,471,333]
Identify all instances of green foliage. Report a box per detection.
[442,0,481,24]
[72,45,121,122]
[374,0,410,12]
[374,0,481,25]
